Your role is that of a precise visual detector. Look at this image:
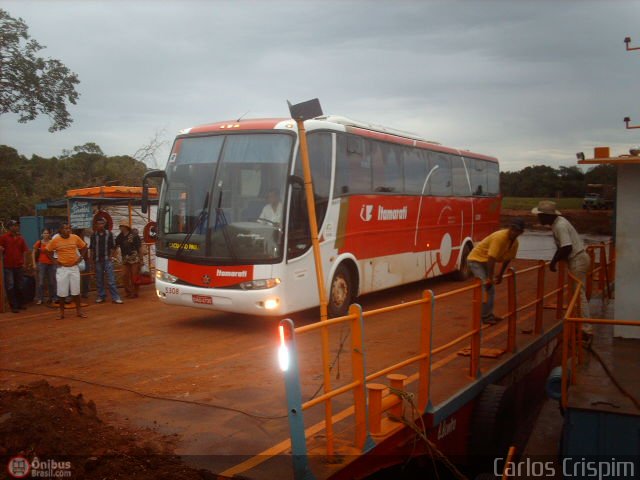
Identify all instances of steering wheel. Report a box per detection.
[257,218,280,227]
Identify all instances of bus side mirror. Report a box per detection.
[288,175,304,187]
[141,170,166,214]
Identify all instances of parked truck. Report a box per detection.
[583,184,615,210]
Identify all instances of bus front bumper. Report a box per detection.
[154,279,286,316]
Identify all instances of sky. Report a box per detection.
[1,0,639,172]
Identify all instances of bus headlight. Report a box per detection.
[240,278,280,290]
[263,298,280,310]
[156,270,178,283]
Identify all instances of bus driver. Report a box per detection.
[258,189,283,226]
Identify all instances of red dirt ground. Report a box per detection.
[0,381,218,479]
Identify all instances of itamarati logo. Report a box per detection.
[7,456,72,478]
[360,204,409,222]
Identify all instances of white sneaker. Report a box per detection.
[36,300,43,305]
[95,298,105,304]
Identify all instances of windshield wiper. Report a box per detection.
[176,194,210,258]
[213,187,237,262]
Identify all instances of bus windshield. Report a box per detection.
[158,133,294,264]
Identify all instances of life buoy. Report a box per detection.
[93,211,113,231]
[143,221,158,243]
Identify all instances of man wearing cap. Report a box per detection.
[532,200,591,331]
[115,222,142,299]
[467,219,525,324]
[0,220,30,313]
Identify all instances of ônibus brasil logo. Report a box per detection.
[7,456,72,478]
[7,456,30,478]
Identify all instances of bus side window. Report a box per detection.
[336,134,370,195]
[428,152,452,196]
[289,132,332,260]
[487,162,500,196]
[469,158,489,196]
[286,180,310,260]
[452,155,470,196]
[403,148,427,194]
[371,141,403,193]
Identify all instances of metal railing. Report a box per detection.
[560,244,637,410]
[279,242,615,479]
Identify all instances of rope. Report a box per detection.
[389,387,469,480]
[583,344,640,411]
[0,367,287,420]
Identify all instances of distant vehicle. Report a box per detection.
[582,184,615,210]
[143,115,501,317]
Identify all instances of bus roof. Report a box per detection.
[182,116,498,163]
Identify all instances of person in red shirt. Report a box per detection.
[0,219,30,313]
[32,228,58,305]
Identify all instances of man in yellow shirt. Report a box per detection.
[46,224,88,319]
[467,218,525,324]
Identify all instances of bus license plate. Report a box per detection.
[192,295,213,305]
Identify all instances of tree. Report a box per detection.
[0,9,80,132]
[133,129,169,169]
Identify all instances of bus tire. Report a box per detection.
[453,242,472,281]
[328,264,353,318]
[469,384,515,469]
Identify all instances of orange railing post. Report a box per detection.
[561,318,570,409]
[608,241,616,287]
[507,267,517,353]
[556,262,566,319]
[596,246,605,294]
[502,446,517,480]
[470,279,482,378]
[586,248,595,301]
[535,260,545,334]
[418,290,434,413]
[349,304,369,450]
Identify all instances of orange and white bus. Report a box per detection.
[145,115,500,316]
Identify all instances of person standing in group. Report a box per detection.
[73,227,92,299]
[89,218,123,304]
[32,228,58,305]
[0,219,30,313]
[46,224,88,319]
[115,222,142,298]
[532,200,592,333]
[467,218,525,325]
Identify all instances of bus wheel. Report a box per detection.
[328,264,352,318]
[453,242,472,281]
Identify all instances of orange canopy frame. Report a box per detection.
[66,185,158,199]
